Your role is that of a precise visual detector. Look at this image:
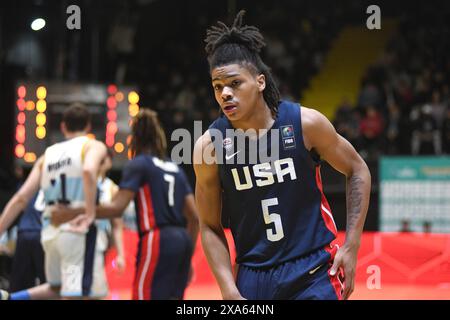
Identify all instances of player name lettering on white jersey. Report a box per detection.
[47,157,73,172]
[41,136,89,215]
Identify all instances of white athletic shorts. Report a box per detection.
[41,224,109,298]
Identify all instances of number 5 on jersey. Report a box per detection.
[261,198,284,242]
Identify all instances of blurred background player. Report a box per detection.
[0,190,46,292]
[0,164,46,293]
[96,148,126,274]
[0,149,125,300]
[52,109,199,300]
[0,103,107,300]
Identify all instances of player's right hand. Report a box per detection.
[115,255,126,273]
[330,244,357,300]
[187,263,195,285]
[68,214,95,233]
[50,204,77,226]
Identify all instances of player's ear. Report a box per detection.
[60,122,67,135]
[256,74,266,92]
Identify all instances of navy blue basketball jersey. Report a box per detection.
[209,100,337,268]
[17,190,44,232]
[119,154,193,235]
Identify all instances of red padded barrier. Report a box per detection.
[105,230,450,299]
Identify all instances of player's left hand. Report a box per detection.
[329,245,358,300]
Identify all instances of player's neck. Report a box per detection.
[64,131,86,139]
[231,101,275,132]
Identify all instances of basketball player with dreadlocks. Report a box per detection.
[193,11,371,300]
[50,109,199,300]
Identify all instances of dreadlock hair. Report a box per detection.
[129,109,167,160]
[205,10,281,115]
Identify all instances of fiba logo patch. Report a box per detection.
[223,137,233,151]
[281,126,294,137]
[280,125,296,149]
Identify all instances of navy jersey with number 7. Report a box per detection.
[119,155,193,235]
[209,100,338,269]
[119,154,194,300]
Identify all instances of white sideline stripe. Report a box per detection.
[139,188,150,230]
[138,231,153,300]
[321,203,337,232]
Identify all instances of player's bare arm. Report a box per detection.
[77,139,107,229]
[51,189,135,226]
[111,217,126,272]
[97,189,135,218]
[83,139,108,208]
[193,131,244,300]
[110,183,126,272]
[302,106,371,300]
[183,194,200,248]
[183,193,200,283]
[0,156,44,235]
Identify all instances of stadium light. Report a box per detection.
[31,18,46,31]
[24,152,37,163]
[36,86,47,99]
[36,113,46,126]
[107,96,117,109]
[107,84,118,95]
[106,135,115,147]
[15,144,25,158]
[36,126,46,139]
[26,100,35,111]
[17,99,26,111]
[17,112,26,125]
[18,86,26,98]
[115,92,124,102]
[128,104,139,117]
[128,91,139,104]
[107,110,117,122]
[36,100,47,112]
[114,142,125,153]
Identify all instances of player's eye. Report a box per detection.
[213,84,222,91]
[231,80,241,87]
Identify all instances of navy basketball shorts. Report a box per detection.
[236,244,344,300]
[133,226,193,300]
[10,230,46,291]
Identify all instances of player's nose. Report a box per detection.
[221,86,233,101]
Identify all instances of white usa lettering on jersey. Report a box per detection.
[231,157,297,191]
